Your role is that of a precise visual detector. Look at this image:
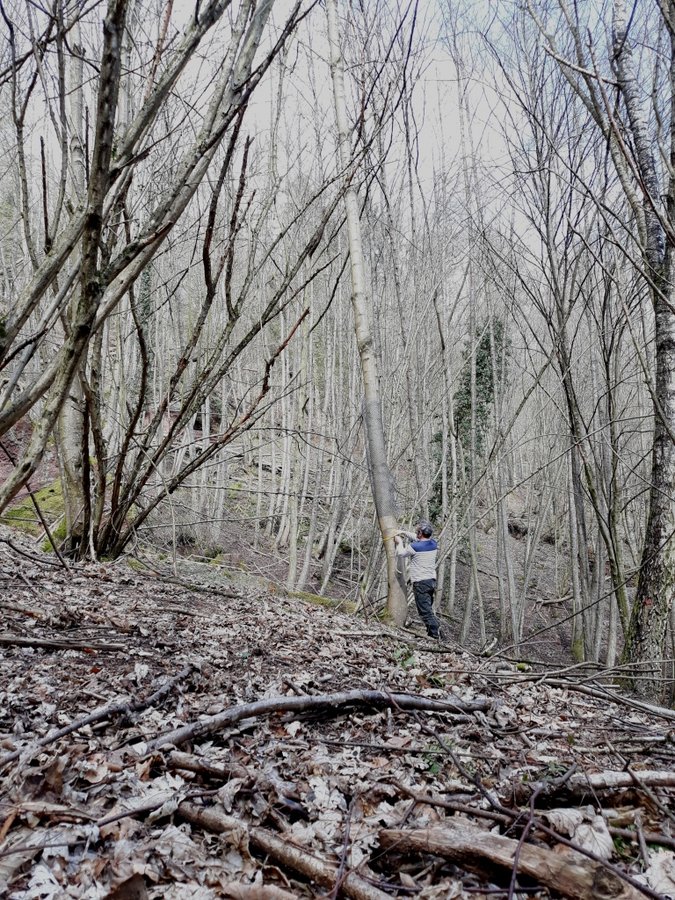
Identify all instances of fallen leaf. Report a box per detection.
[106,873,148,900]
[643,850,675,898]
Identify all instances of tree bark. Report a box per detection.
[325,0,407,624]
[379,824,645,900]
[612,0,675,696]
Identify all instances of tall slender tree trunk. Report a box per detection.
[613,0,675,696]
[55,1,88,555]
[325,0,406,624]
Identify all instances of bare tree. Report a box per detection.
[0,0,312,555]
[523,0,675,696]
[325,0,411,624]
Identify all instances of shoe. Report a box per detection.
[436,624,451,643]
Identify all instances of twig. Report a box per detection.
[0,440,69,570]
[0,809,18,843]
[512,768,675,805]
[605,739,675,828]
[543,678,675,723]
[392,782,510,826]
[166,750,250,782]
[626,766,675,827]
[609,825,675,852]
[0,601,43,618]
[282,677,308,696]
[0,537,64,567]
[634,811,650,868]
[508,784,543,900]
[328,795,357,900]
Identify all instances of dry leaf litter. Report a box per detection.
[1,534,674,900]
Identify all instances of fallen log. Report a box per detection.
[513,768,675,804]
[543,679,675,723]
[139,689,489,754]
[179,801,390,900]
[379,823,647,900]
[569,770,675,791]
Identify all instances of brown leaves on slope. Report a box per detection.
[1,535,674,899]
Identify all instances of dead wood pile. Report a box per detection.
[1,535,674,899]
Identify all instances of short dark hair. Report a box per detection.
[416,521,433,538]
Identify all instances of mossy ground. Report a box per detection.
[0,481,64,545]
[288,588,356,613]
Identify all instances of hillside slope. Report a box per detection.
[1,532,674,899]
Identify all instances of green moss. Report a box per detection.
[204,546,224,559]
[288,589,356,613]
[1,480,64,537]
[41,518,67,552]
[208,553,224,566]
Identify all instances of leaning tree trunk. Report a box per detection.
[325,0,407,625]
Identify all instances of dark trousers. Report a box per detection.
[412,579,440,637]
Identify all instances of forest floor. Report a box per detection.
[1,526,675,899]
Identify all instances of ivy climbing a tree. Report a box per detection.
[431,317,509,521]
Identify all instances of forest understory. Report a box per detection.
[1,524,675,900]
[3,0,675,894]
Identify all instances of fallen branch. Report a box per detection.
[379,823,647,900]
[179,801,390,900]
[167,750,250,782]
[513,768,675,804]
[0,602,43,618]
[609,825,675,852]
[573,770,675,791]
[543,678,675,723]
[393,782,511,825]
[0,634,125,652]
[0,538,64,567]
[138,689,489,754]
[0,664,194,768]
[166,750,304,815]
[134,562,241,600]
[385,718,657,900]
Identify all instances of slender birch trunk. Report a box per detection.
[325,0,406,624]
